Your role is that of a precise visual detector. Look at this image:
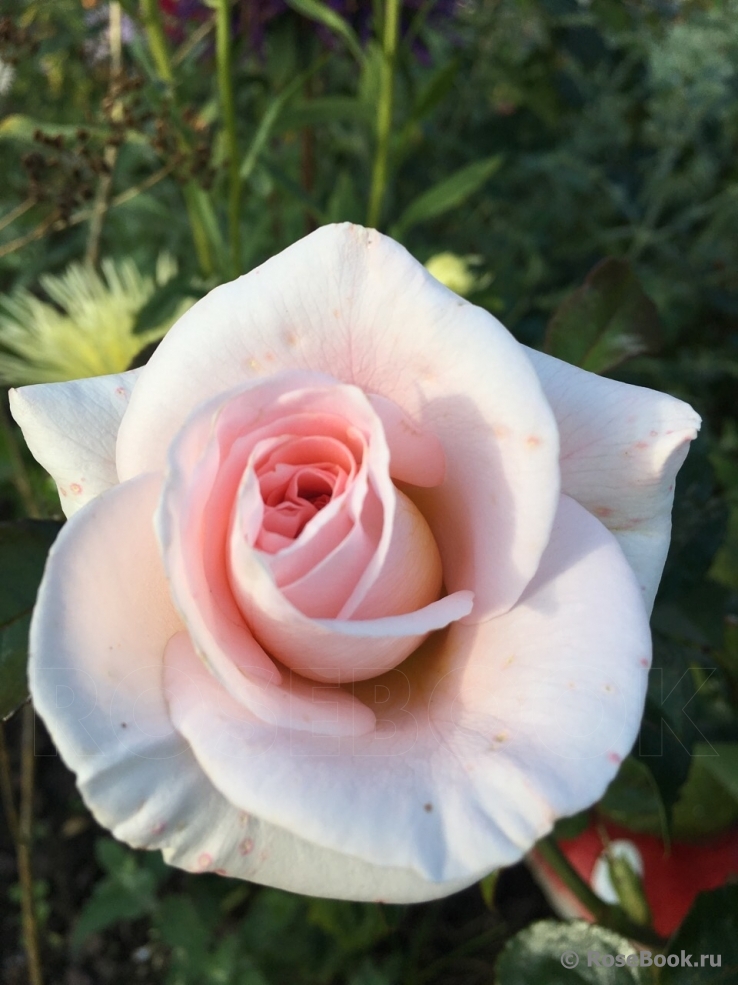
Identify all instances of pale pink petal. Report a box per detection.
[10,368,140,516]
[162,371,469,686]
[165,495,650,883]
[526,348,701,611]
[27,472,471,902]
[117,224,560,617]
[367,393,445,486]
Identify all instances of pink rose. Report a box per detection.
[12,224,699,902]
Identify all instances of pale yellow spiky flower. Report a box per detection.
[424,252,492,297]
[0,254,193,384]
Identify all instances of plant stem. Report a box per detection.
[367,0,400,228]
[0,723,19,841]
[139,0,174,83]
[18,703,43,985]
[138,0,214,275]
[535,836,665,947]
[0,197,36,234]
[215,0,241,277]
[0,210,61,260]
[86,1,124,267]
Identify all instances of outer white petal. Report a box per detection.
[28,470,473,902]
[526,348,701,612]
[9,368,141,516]
[165,495,652,884]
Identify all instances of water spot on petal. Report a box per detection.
[639,657,650,668]
[634,441,648,450]
[525,435,543,449]
[197,852,212,871]
[70,482,83,495]
[423,802,433,813]
[607,751,622,765]
[239,838,254,856]
[594,506,614,519]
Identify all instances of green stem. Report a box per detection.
[535,836,665,948]
[139,0,174,83]
[367,0,400,229]
[18,703,44,985]
[215,0,241,278]
[182,182,215,277]
[139,0,213,276]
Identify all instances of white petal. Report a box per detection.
[526,348,700,611]
[165,495,651,884]
[9,368,141,516]
[26,470,475,902]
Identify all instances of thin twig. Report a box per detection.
[85,2,123,267]
[0,723,19,842]
[172,19,214,66]
[0,197,36,235]
[18,702,44,985]
[0,163,177,260]
[0,210,61,260]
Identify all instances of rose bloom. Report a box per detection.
[12,225,699,902]
[529,820,738,937]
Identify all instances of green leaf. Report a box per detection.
[155,895,212,977]
[277,96,370,132]
[0,520,61,719]
[495,920,648,984]
[0,114,144,147]
[284,0,364,64]
[240,58,328,184]
[132,273,200,337]
[553,810,592,841]
[662,886,738,984]
[71,839,166,954]
[598,756,668,838]
[599,752,738,841]
[389,156,502,238]
[479,870,499,910]
[0,614,32,722]
[545,258,663,374]
[259,159,327,224]
[409,59,460,126]
[699,742,738,805]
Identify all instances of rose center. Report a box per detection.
[249,433,360,555]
